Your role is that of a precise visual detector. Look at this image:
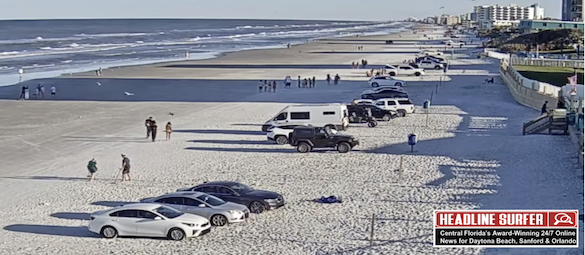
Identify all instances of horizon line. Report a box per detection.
[0,17,397,22]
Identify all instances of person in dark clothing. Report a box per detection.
[312,76,316,87]
[298,76,301,88]
[334,74,340,85]
[541,101,548,115]
[326,74,331,85]
[87,158,97,182]
[145,117,153,138]
[151,121,158,142]
[19,85,28,100]
[120,154,131,182]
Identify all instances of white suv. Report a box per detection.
[372,98,415,117]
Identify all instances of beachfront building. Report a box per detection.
[562,0,584,21]
[474,4,545,28]
[518,19,585,34]
[439,14,461,25]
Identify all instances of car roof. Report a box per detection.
[156,191,206,198]
[196,181,241,187]
[115,203,162,211]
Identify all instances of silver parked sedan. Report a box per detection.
[141,192,250,226]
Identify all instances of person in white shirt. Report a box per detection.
[50,85,56,98]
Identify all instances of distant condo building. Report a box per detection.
[562,0,584,21]
[473,3,545,28]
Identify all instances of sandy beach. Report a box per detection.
[0,25,582,255]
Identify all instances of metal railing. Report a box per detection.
[510,57,585,68]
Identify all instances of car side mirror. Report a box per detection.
[198,204,206,208]
[154,216,163,220]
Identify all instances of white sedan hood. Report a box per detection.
[175,213,209,225]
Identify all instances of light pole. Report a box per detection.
[18,68,24,82]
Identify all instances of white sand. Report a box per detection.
[0,27,582,255]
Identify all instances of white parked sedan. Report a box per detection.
[368,76,406,87]
[88,203,211,240]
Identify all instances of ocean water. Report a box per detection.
[0,19,410,85]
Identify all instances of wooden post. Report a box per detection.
[370,213,375,246]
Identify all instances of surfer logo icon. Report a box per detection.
[553,213,574,226]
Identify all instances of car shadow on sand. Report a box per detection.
[3,224,98,238]
[174,129,264,136]
[91,201,135,207]
[187,139,272,145]
[185,147,294,153]
[50,212,91,220]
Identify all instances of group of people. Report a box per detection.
[351,59,369,69]
[258,80,278,92]
[95,68,103,76]
[326,74,341,85]
[19,84,56,100]
[299,76,317,88]
[356,46,364,51]
[145,117,173,142]
[86,154,132,182]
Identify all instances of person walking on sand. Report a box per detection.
[312,76,316,87]
[165,122,172,141]
[541,101,548,115]
[120,154,131,182]
[145,117,153,138]
[151,120,158,142]
[298,76,301,88]
[326,74,331,85]
[50,85,56,98]
[272,81,277,92]
[87,158,97,182]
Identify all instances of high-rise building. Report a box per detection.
[562,0,584,21]
[473,4,545,28]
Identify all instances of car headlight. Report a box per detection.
[182,223,198,227]
[227,210,242,215]
[264,199,278,203]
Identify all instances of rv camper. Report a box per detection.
[261,104,349,131]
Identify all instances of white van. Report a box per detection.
[261,104,349,131]
[372,98,415,117]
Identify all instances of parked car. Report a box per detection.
[88,203,211,240]
[360,86,404,96]
[289,126,359,153]
[267,125,336,145]
[411,60,444,70]
[372,98,415,117]
[177,181,285,214]
[416,56,446,64]
[361,88,409,100]
[347,104,397,121]
[141,192,250,226]
[384,64,425,76]
[368,76,406,87]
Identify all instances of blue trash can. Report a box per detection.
[408,134,417,152]
[423,100,431,110]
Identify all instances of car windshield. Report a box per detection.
[197,194,226,206]
[155,206,183,219]
[229,183,253,193]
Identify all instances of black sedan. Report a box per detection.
[177,181,285,214]
[347,104,397,122]
[361,90,408,100]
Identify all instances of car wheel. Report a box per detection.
[382,114,392,121]
[168,228,186,241]
[435,66,442,70]
[275,135,288,145]
[100,226,118,239]
[395,82,402,87]
[414,72,421,76]
[367,120,378,127]
[371,82,379,87]
[211,214,228,226]
[337,142,351,153]
[397,109,407,117]
[297,142,311,153]
[249,201,265,214]
[389,72,396,76]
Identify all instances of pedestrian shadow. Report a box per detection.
[2,176,87,181]
[91,201,135,207]
[50,212,91,220]
[62,136,150,143]
[3,224,98,238]
[174,129,264,135]
[185,147,293,153]
[187,139,271,145]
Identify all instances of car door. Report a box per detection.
[386,100,398,111]
[399,66,412,74]
[374,100,386,110]
[134,210,168,237]
[154,197,184,212]
[315,128,336,147]
[217,186,244,205]
[272,112,288,126]
[110,210,140,236]
[183,197,211,219]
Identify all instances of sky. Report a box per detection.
[0,0,562,21]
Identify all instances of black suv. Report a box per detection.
[289,126,359,153]
[347,104,397,122]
